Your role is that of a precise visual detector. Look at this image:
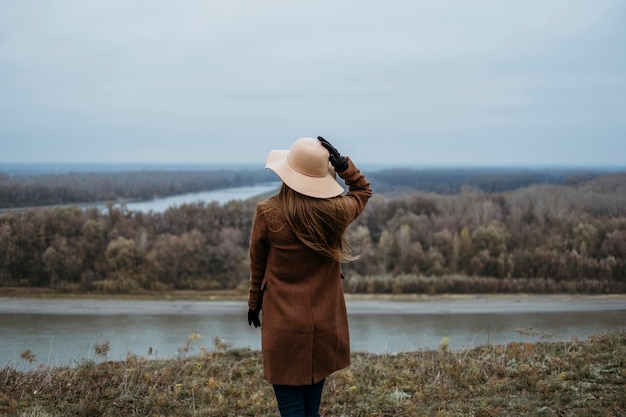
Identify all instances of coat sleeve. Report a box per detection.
[338,157,373,220]
[248,204,268,311]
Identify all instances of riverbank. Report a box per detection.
[2,293,626,315]
[2,332,624,416]
[0,287,249,301]
[2,286,626,302]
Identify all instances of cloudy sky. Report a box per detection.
[0,0,624,167]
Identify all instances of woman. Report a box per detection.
[247,136,372,417]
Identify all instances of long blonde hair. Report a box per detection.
[274,183,356,262]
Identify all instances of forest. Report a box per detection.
[0,165,608,209]
[0,167,625,294]
[0,168,277,209]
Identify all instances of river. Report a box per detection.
[0,182,282,214]
[117,182,281,212]
[1,296,624,369]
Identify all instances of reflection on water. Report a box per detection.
[2,308,625,368]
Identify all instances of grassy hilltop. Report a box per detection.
[2,332,624,417]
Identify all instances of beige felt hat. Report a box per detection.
[265,137,344,198]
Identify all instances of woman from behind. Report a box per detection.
[247,136,372,417]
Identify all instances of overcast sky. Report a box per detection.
[0,0,624,167]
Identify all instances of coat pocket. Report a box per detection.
[259,277,268,309]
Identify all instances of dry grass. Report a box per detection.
[1,333,624,417]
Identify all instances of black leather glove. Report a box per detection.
[248,309,261,328]
[318,136,349,173]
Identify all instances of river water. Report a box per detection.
[117,183,281,212]
[1,296,624,368]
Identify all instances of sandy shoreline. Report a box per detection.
[1,294,625,315]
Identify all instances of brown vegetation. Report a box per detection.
[1,172,625,294]
[1,332,624,416]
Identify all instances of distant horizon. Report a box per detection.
[1,161,625,175]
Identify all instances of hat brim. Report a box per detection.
[265,149,345,198]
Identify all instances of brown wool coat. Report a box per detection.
[248,158,372,386]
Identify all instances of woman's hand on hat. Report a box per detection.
[318,136,349,173]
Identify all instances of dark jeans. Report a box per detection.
[272,379,325,417]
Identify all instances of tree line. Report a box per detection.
[368,167,605,194]
[0,171,625,294]
[0,169,276,208]
[1,166,610,209]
